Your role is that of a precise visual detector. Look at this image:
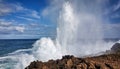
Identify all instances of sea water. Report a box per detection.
[0,0,118,69]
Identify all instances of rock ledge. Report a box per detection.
[25,54,120,69]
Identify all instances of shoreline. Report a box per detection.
[25,43,120,69]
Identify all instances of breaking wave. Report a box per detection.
[0,0,117,69]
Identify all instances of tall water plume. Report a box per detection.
[57,2,78,55]
[33,0,113,59]
[56,0,106,56]
[0,0,115,69]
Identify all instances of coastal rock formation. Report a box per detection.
[26,43,120,69]
[111,43,120,52]
[25,54,120,69]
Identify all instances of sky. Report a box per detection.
[0,0,57,39]
[0,0,120,39]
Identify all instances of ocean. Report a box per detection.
[0,39,38,69]
[0,39,37,56]
[0,38,119,69]
[0,0,120,69]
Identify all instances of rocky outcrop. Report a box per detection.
[111,43,120,52]
[25,54,120,69]
[26,43,120,69]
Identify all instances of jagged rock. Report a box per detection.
[66,59,73,68]
[42,65,48,69]
[77,63,87,69]
[87,62,96,69]
[25,43,120,69]
[26,54,120,69]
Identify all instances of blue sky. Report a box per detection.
[0,0,120,39]
[0,0,57,39]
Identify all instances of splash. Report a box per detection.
[0,1,116,69]
[32,37,62,61]
[32,1,113,59]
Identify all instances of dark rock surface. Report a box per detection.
[111,43,120,52]
[25,54,120,69]
[25,43,120,69]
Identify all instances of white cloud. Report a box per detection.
[21,9,41,19]
[16,16,34,21]
[16,10,41,20]
[0,19,25,33]
[103,23,120,38]
[31,11,40,19]
[16,9,41,20]
[15,26,25,32]
[14,3,25,11]
[0,20,12,26]
[0,26,25,32]
[104,0,120,18]
[41,0,64,16]
[108,0,120,19]
[0,4,13,15]
[113,0,120,11]
[0,1,25,16]
[0,0,40,20]
[29,23,39,27]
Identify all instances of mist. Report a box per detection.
[0,0,117,69]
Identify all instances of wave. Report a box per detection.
[0,0,118,69]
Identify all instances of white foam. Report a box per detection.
[0,1,117,69]
[32,37,62,61]
[117,40,120,43]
